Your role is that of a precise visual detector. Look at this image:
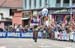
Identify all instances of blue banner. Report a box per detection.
[0,32,42,38]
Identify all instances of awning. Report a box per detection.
[4,16,12,19]
[53,9,69,14]
[52,9,75,14]
[21,17,30,20]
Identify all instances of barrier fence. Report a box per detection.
[0,31,75,42]
[54,32,75,42]
[0,32,42,38]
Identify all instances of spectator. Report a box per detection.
[0,28,3,32]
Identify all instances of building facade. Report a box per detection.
[23,0,75,25]
[0,0,22,29]
[23,0,75,10]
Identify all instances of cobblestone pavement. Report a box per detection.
[0,38,74,48]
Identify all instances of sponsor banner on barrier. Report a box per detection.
[38,32,42,37]
[7,32,20,37]
[0,32,42,38]
[70,32,74,40]
[21,33,33,37]
[21,32,42,38]
[0,32,6,37]
[73,32,75,41]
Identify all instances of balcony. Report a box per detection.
[22,11,32,20]
[72,4,75,7]
[22,14,30,20]
[0,18,11,22]
[56,3,61,7]
[63,3,69,7]
[0,16,12,22]
[22,16,30,20]
[22,15,30,18]
[56,3,69,7]
[3,16,12,19]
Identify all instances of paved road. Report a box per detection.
[0,38,74,48]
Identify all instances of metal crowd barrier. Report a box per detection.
[54,32,75,42]
[0,32,7,38]
[0,32,42,38]
[0,31,75,42]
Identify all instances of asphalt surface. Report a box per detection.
[0,38,74,48]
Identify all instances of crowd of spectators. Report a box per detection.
[0,19,75,41]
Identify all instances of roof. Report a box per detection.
[0,0,22,9]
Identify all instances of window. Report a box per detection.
[72,0,75,3]
[4,22,12,26]
[34,0,36,8]
[0,13,3,19]
[29,0,31,8]
[39,0,42,7]
[64,0,69,3]
[25,0,27,8]
[10,9,16,16]
[45,0,48,6]
[56,0,60,3]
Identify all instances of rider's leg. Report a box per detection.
[33,31,38,42]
